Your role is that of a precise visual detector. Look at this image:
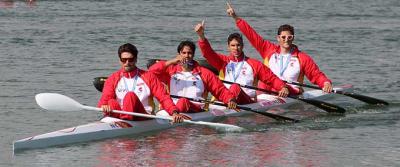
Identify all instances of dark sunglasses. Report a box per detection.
[279,35,294,40]
[120,58,135,63]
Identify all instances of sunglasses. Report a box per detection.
[120,57,135,63]
[279,35,294,40]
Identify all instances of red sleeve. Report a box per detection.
[148,60,171,85]
[97,72,118,107]
[300,53,331,88]
[148,60,167,75]
[250,59,287,91]
[143,72,178,115]
[198,38,229,71]
[236,18,276,60]
[200,67,234,104]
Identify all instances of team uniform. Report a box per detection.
[198,38,287,104]
[149,60,235,112]
[236,18,331,94]
[98,68,179,120]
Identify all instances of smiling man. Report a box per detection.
[226,2,332,95]
[98,43,190,123]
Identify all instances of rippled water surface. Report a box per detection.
[1,0,399,166]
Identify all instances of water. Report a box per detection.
[1,0,399,166]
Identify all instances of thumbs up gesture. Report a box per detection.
[226,2,237,18]
[194,20,206,40]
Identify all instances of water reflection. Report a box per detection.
[0,0,36,8]
[94,125,328,166]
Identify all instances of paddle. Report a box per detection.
[285,81,389,106]
[35,93,246,131]
[222,80,346,114]
[192,59,386,106]
[170,95,299,123]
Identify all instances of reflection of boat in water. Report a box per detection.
[0,0,14,8]
[13,85,352,152]
[0,0,36,8]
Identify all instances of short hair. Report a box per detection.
[177,40,196,55]
[118,43,138,59]
[227,33,243,45]
[277,24,294,35]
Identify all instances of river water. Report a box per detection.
[1,0,399,166]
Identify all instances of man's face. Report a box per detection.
[228,39,244,57]
[179,46,194,61]
[119,52,137,72]
[277,31,294,50]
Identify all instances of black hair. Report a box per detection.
[227,33,244,45]
[118,43,138,59]
[277,24,294,35]
[177,40,196,55]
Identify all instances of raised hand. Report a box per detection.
[226,2,238,19]
[194,20,206,40]
[165,54,184,67]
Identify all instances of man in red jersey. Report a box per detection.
[149,40,237,113]
[226,2,332,95]
[194,21,290,104]
[98,43,190,123]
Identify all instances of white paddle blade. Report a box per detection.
[35,93,84,112]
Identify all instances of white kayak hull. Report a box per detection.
[13,85,352,152]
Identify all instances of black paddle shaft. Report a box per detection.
[170,95,299,123]
[222,80,346,114]
[285,81,389,105]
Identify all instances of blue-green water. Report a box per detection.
[1,0,399,166]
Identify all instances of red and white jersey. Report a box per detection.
[236,18,331,94]
[198,38,287,98]
[223,60,255,97]
[98,68,179,115]
[149,60,235,104]
[169,71,205,99]
[268,52,301,83]
[115,71,153,113]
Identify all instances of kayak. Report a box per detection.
[13,85,352,152]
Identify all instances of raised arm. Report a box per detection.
[226,2,275,60]
[194,20,229,71]
[148,55,181,74]
[195,20,206,41]
[226,2,240,21]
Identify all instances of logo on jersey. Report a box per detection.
[117,87,128,93]
[173,76,180,84]
[138,87,143,93]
